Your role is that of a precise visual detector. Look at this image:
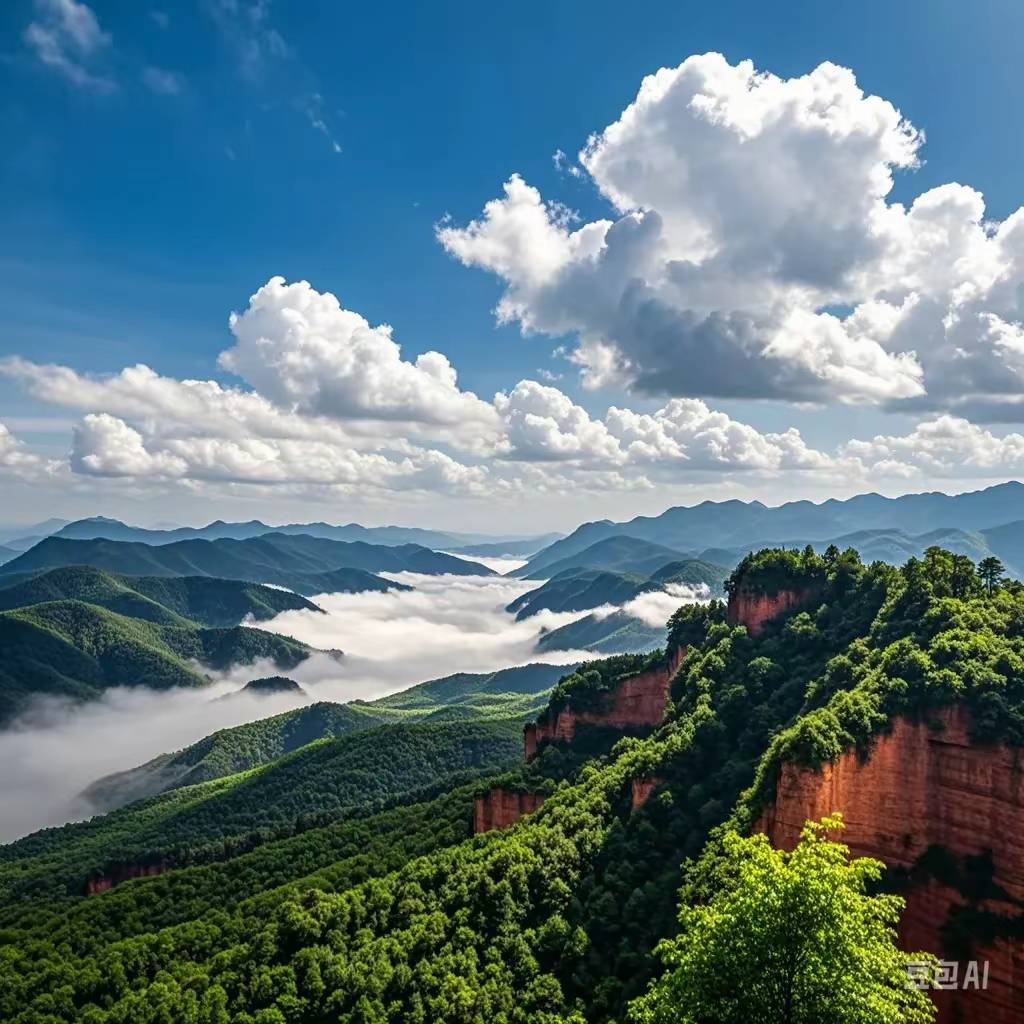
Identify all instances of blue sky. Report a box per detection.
[3,0,1024,531]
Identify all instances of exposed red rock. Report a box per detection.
[524,722,538,761]
[473,788,545,833]
[755,706,1024,1024]
[86,860,171,895]
[727,585,819,636]
[631,775,663,810]
[524,646,687,760]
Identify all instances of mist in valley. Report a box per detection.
[0,561,708,842]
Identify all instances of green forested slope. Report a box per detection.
[4,546,1023,1023]
[82,663,568,812]
[81,701,401,812]
[537,607,665,654]
[0,565,322,625]
[0,719,523,905]
[0,599,310,723]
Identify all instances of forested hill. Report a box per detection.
[0,719,524,904]
[0,599,312,725]
[82,662,571,812]
[0,565,322,625]
[4,544,1024,1023]
[0,532,492,594]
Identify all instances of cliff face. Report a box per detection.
[631,775,662,810]
[525,646,686,760]
[473,789,545,833]
[756,707,1024,1023]
[727,585,819,636]
[86,860,171,895]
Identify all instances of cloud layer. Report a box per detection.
[0,568,594,841]
[440,53,1024,418]
[7,52,1024,516]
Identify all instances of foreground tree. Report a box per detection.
[630,816,936,1024]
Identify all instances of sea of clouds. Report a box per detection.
[0,561,706,841]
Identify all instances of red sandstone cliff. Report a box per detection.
[525,646,687,760]
[727,585,819,636]
[631,775,663,810]
[473,788,545,832]
[756,706,1024,1024]
[86,860,171,895]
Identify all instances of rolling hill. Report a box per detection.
[0,533,489,593]
[81,662,573,812]
[79,700,399,813]
[0,599,312,725]
[0,518,68,548]
[448,533,564,558]
[536,608,664,654]
[49,515,548,551]
[0,544,16,565]
[513,534,691,580]
[508,560,729,621]
[0,565,322,626]
[1,718,524,904]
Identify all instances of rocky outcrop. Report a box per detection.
[756,706,1024,1023]
[473,788,545,832]
[86,860,172,894]
[524,646,687,760]
[631,775,663,810]
[727,585,820,636]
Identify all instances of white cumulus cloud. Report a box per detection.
[439,52,1024,418]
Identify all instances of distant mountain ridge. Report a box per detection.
[45,515,548,552]
[0,533,491,594]
[695,522,1024,579]
[520,481,1024,577]
[513,535,693,580]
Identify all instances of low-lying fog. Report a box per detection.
[0,561,706,842]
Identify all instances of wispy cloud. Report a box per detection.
[205,0,292,80]
[24,0,114,91]
[303,93,342,153]
[142,65,186,95]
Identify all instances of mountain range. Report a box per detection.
[0,533,490,594]
[0,515,554,554]
[518,481,1024,580]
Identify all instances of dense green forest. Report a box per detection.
[0,566,323,626]
[83,662,570,812]
[536,607,664,654]
[2,544,1022,1022]
[0,598,311,723]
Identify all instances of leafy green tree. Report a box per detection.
[978,556,1006,595]
[630,816,936,1024]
